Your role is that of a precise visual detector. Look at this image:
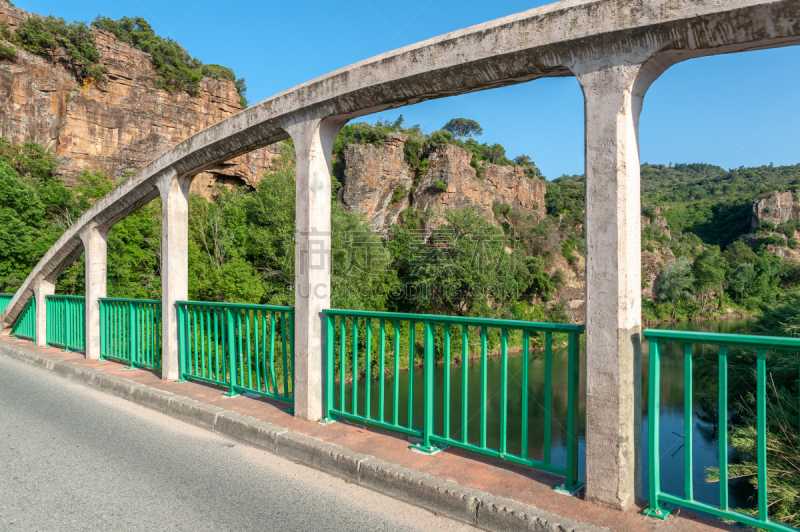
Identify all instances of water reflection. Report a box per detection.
[344,318,755,510]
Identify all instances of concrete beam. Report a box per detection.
[287,117,347,422]
[157,171,191,381]
[79,223,109,361]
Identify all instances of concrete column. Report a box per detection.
[79,223,108,361]
[574,63,657,510]
[157,170,191,381]
[33,275,56,347]
[286,116,347,422]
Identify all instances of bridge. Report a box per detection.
[2,0,800,527]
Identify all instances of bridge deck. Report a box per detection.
[0,335,738,532]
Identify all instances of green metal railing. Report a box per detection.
[177,301,295,404]
[323,309,584,491]
[643,329,800,531]
[0,293,12,313]
[100,298,162,370]
[46,295,85,351]
[11,297,35,341]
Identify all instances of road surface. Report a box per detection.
[0,354,474,531]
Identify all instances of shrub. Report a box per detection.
[788,238,799,250]
[92,16,246,103]
[0,42,15,60]
[492,202,511,217]
[14,16,107,83]
[432,179,448,193]
[392,184,406,203]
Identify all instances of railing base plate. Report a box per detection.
[410,443,447,455]
[643,503,672,520]
[174,378,189,383]
[554,482,584,496]
[222,391,241,398]
[122,366,137,371]
[318,417,337,425]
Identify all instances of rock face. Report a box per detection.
[641,247,676,300]
[341,133,413,235]
[642,206,671,239]
[0,2,278,196]
[412,144,546,227]
[751,190,800,228]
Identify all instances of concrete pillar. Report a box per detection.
[157,170,191,381]
[33,275,56,347]
[574,62,657,510]
[286,116,347,422]
[79,223,108,361]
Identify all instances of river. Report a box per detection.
[345,317,757,513]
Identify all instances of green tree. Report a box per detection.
[14,16,107,83]
[692,247,728,312]
[657,257,695,320]
[442,118,483,140]
[0,162,48,291]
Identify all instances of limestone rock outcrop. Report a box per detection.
[341,133,413,235]
[412,144,546,227]
[0,2,278,196]
[751,190,800,228]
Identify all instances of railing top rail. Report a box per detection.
[323,308,584,333]
[0,293,13,296]
[99,297,162,304]
[176,300,294,312]
[643,328,800,350]
[46,294,86,300]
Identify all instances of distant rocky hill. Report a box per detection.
[0,2,279,197]
[751,190,800,227]
[341,133,546,235]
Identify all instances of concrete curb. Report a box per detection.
[0,341,606,532]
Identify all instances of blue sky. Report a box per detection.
[16,0,800,180]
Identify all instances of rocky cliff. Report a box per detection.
[341,133,413,235]
[751,190,800,227]
[0,3,278,196]
[412,144,546,228]
[342,137,546,235]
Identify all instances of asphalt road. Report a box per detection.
[0,355,475,531]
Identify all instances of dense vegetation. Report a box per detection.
[0,11,246,105]
[331,116,543,186]
[0,15,107,83]
[92,16,247,105]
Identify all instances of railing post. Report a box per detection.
[643,339,666,519]
[324,313,334,421]
[128,302,136,368]
[286,116,346,422]
[558,332,581,493]
[224,306,239,397]
[411,320,438,454]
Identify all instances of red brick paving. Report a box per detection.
[2,336,738,532]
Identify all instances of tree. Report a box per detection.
[728,263,756,302]
[692,247,728,312]
[442,118,483,140]
[657,257,695,320]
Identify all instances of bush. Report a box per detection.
[492,202,511,217]
[0,42,16,60]
[92,16,246,103]
[432,179,448,193]
[789,238,799,250]
[392,184,406,203]
[14,16,107,83]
